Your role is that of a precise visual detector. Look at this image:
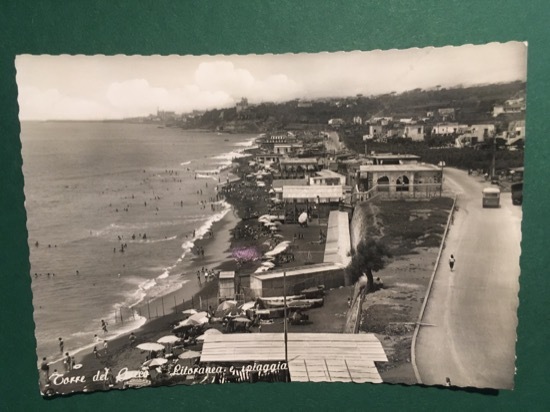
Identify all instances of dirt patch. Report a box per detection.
[356,197,453,384]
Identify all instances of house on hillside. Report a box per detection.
[437,107,456,121]
[402,124,425,141]
[431,123,468,136]
[468,123,496,141]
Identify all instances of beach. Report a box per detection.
[21,121,257,366]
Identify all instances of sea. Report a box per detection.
[20,121,255,363]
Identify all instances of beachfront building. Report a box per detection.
[323,211,351,267]
[282,185,344,203]
[218,271,236,301]
[272,178,308,201]
[256,153,282,164]
[278,158,320,179]
[356,163,442,196]
[249,263,345,298]
[200,333,388,383]
[273,141,303,155]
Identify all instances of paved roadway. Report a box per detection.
[415,168,522,389]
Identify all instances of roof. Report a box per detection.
[272,179,308,188]
[219,271,235,279]
[359,164,440,173]
[365,153,420,160]
[482,187,501,194]
[251,262,342,281]
[200,333,387,383]
[315,169,345,179]
[282,185,343,200]
[323,211,351,266]
[280,158,318,165]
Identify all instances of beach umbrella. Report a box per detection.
[254,266,270,273]
[182,309,198,316]
[203,328,222,335]
[188,311,209,323]
[216,300,237,312]
[142,357,168,368]
[298,212,308,224]
[137,342,165,352]
[157,335,181,344]
[240,301,256,312]
[173,319,194,330]
[178,350,201,360]
[261,261,275,268]
[268,189,275,194]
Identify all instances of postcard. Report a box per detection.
[16,42,525,396]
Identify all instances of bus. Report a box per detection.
[482,187,501,208]
[511,182,523,205]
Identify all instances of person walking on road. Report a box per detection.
[449,255,456,272]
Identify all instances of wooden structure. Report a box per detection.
[249,263,344,298]
[218,271,236,301]
[200,333,387,383]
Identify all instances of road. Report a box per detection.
[415,168,522,389]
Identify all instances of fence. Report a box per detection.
[343,282,364,333]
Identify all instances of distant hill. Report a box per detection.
[184,81,526,131]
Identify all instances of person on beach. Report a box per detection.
[101,320,108,334]
[40,357,50,381]
[63,352,71,372]
[449,254,456,272]
[58,337,64,354]
[103,340,109,355]
[129,333,137,347]
[93,346,99,358]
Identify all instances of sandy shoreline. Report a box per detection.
[42,202,242,392]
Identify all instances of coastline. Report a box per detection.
[44,204,242,393]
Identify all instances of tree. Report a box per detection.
[346,239,392,293]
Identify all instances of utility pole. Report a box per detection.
[283,271,289,382]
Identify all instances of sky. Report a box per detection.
[16,42,527,121]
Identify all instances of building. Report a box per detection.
[200,333,388,383]
[468,123,496,141]
[328,118,345,126]
[365,153,420,165]
[271,178,308,200]
[437,107,456,121]
[273,141,303,155]
[250,263,345,298]
[357,163,442,195]
[256,153,282,164]
[236,97,249,114]
[282,185,344,203]
[508,120,526,140]
[309,169,346,186]
[353,116,363,125]
[323,211,351,267]
[367,124,385,139]
[431,123,468,135]
[402,124,425,141]
[278,158,320,178]
[218,271,236,301]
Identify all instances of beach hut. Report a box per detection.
[218,271,236,301]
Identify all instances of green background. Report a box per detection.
[1,1,548,410]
